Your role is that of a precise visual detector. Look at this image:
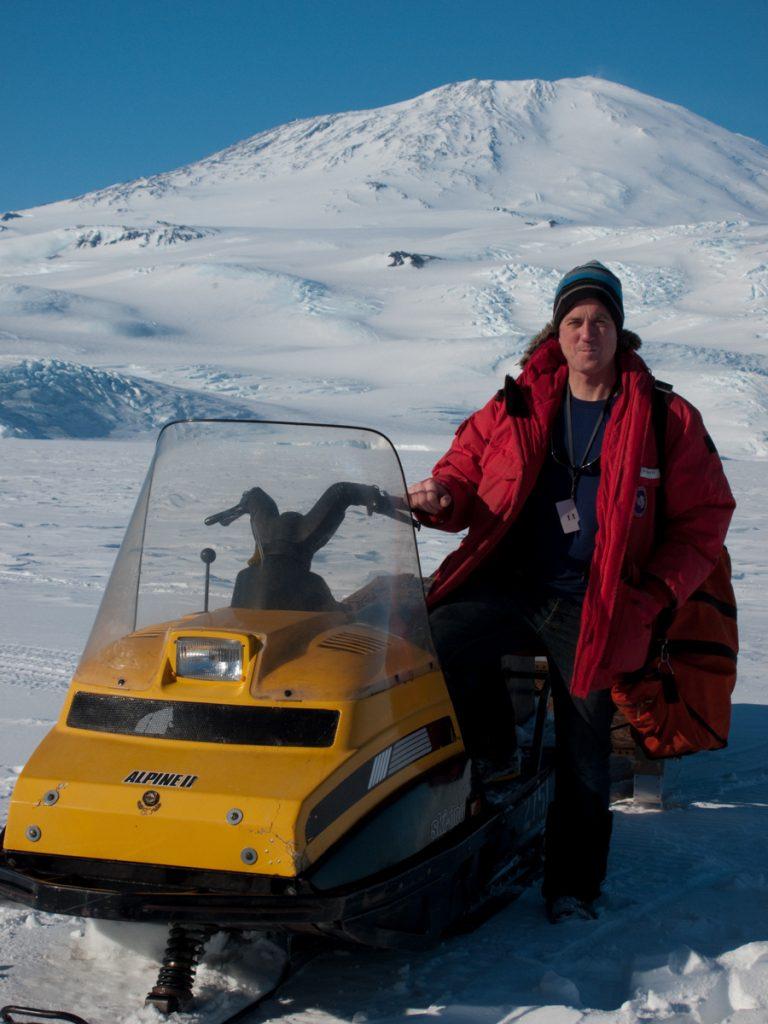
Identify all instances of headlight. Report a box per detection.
[176,637,243,681]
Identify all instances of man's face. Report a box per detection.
[557,300,618,378]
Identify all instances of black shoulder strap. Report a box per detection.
[650,381,678,635]
[651,380,670,539]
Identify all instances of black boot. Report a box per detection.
[542,800,613,906]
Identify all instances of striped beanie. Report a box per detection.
[552,261,624,332]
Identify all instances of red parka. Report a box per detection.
[422,336,735,698]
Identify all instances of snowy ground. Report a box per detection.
[1,76,767,1022]
[0,444,765,1024]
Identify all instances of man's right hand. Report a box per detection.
[407,478,453,515]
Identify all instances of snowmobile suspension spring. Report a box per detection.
[145,923,217,1014]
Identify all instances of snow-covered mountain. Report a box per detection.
[59,78,768,227]
[1,76,767,448]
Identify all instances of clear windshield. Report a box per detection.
[78,420,435,695]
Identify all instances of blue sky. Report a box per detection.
[2,0,767,211]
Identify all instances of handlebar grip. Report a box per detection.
[204,502,246,527]
[366,489,421,529]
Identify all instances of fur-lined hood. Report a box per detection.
[520,322,643,367]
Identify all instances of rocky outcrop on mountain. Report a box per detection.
[75,221,216,249]
[387,251,439,268]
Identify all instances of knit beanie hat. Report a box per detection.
[552,261,624,332]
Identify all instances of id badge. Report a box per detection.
[556,498,580,534]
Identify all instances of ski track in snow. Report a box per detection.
[0,642,76,694]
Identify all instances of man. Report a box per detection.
[408,261,735,923]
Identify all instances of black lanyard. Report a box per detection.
[562,386,613,499]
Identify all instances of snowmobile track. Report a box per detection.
[214,939,323,1023]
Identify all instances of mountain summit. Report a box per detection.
[78,77,768,227]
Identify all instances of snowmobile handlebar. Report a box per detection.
[204,483,417,531]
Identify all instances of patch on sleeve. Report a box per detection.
[640,466,661,480]
[704,433,718,454]
[634,486,648,518]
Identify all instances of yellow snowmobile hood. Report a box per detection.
[4,608,459,878]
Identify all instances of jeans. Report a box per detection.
[429,570,615,903]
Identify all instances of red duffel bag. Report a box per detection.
[611,546,738,759]
[612,381,737,759]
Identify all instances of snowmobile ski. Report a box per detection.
[0,1008,92,1024]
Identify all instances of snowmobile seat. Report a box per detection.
[231,562,341,612]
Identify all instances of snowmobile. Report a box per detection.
[0,419,554,1014]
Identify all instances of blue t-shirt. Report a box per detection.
[512,393,612,596]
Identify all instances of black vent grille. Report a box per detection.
[317,631,389,656]
[67,692,339,748]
